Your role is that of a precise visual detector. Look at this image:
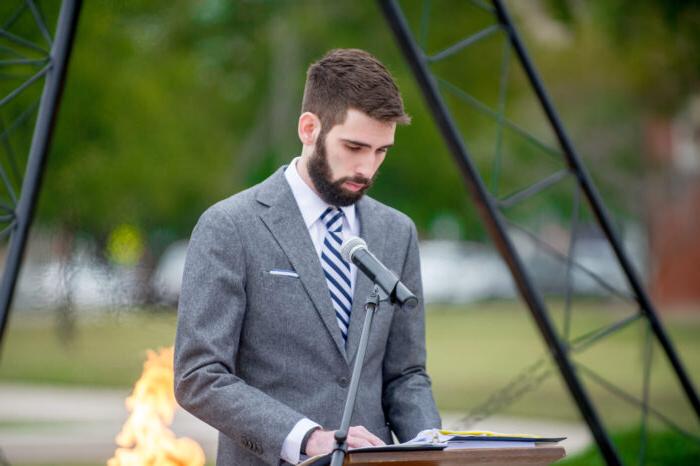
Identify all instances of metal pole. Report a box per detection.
[491,0,700,423]
[377,0,622,464]
[0,0,83,352]
[330,286,381,466]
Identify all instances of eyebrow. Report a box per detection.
[341,138,394,150]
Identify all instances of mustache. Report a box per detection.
[334,175,373,187]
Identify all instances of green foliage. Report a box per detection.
[542,0,700,113]
[36,0,485,242]
[15,0,698,248]
[42,0,252,240]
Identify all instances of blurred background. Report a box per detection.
[0,0,698,464]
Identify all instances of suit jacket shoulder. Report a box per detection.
[197,175,267,225]
[358,195,416,235]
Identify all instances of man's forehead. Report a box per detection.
[328,109,396,146]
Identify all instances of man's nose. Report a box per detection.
[355,155,378,179]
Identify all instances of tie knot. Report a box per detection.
[321,207,343,233]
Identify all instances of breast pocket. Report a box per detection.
[244,268,309,337]
[258,268,308,310]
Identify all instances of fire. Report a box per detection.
[108,346,205,466]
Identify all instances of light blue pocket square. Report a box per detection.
[269,269,299,278]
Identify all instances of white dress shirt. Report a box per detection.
[279,157,360,464]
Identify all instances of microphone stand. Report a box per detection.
[329,285,384,466]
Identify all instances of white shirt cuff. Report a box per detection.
[281,418,321,464]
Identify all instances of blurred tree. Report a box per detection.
[542,0,700,113]
[31,0,700,257]
[38,0,480,247]
[42,0,271,248]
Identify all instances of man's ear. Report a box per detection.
[298,112,321,146]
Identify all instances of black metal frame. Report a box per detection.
[379,0,700,465]
[0,0,83,351]
[0,1,697,464]
[490,0,700,420]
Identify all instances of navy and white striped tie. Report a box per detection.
[320,207,353,343]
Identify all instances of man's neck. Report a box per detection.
[295,156,319,197]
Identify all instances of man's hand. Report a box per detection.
[305,426,385,457]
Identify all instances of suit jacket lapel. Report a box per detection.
[257,170,349,363]
[346,197,387,364]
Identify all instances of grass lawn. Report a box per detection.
[0,310,177,387]
[560,428,700,465]
[1,300,699,432]
[426,300,700,432]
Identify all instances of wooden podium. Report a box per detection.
[302,446,566,466]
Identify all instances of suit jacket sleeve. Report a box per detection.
[174,205,305,465]
[381,220,442,441]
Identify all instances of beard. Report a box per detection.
[307,133,376,207]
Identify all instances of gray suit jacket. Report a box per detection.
[174,168,441,465]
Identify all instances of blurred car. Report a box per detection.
[151,240,188,306]
[148,228,646,307]
[13,252,141,311]
[420,240,517,304]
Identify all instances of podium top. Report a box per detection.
[344,446,566,466]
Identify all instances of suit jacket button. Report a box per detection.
[338,376,349,387]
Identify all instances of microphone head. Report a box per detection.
[341,236,367,263]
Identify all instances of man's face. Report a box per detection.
[307,109,396,206]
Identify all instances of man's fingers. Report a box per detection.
[348,426,386,447]
[355,426,385,446]
[346,435,372,449]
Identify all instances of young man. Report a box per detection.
[174,48,441,466]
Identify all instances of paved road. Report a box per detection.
[0,383,590,464]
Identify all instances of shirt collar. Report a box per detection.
[284,157,356,229]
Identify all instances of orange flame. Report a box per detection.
[108,346,205,466]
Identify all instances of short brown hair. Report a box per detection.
[301,48,410,132]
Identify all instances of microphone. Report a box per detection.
[341,236,418,308]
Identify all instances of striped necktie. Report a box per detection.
[320,207,353,343]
